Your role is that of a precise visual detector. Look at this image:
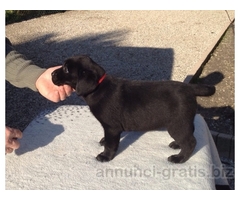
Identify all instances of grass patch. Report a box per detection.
[6,10,66,25]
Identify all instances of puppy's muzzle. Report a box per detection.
[51,70,61,86]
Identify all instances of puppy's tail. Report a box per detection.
[191,84,216,97]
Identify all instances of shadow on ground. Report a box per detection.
[195,71,234,135]
[6,30,174,130]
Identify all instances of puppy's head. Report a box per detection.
[52,55,106,96]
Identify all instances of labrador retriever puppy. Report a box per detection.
[52,55,215,163]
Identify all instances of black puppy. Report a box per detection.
[52,55,215,163]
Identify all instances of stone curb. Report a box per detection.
[183,18,235,161]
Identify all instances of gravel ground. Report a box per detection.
[196,22,235,136]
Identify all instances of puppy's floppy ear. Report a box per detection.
[75,69,98,96]
[75,56,105,96]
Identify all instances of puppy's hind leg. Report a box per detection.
[96,128,121,162]
[168,136,196,163]
[167,123,196,163]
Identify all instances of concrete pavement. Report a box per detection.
[5,10,235,189]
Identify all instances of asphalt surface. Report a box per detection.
[6,110,227,189]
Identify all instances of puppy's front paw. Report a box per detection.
[168,155,185,163]
[96,152,111,162]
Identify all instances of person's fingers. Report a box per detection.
[58,85,73,101]
[10,128,23,139]
[63,85,73,97]
[58,86,67,101]
[5,127,22,154]
[7,139,21,149]
[6,147,13,154]
[46,90,60,103]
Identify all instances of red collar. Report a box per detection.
[98,73,106,84]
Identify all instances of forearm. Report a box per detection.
[6,50,46,91]
[5,38,72,102]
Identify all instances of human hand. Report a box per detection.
[36,66,73,102]
[5,127,23,154]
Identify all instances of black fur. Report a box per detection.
[52,55,215,163]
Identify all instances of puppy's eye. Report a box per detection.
[63,66,69,73]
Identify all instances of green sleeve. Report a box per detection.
[5,39,46,91]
